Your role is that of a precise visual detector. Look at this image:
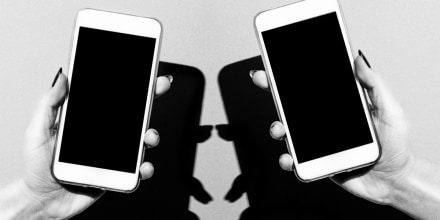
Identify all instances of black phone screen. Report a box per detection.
[261,12,373,163]
[59,27,156,173]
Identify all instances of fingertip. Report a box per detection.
[163,75,173,84]
[155,75,172,97]
[354,56,377,89]
[279,154,294,171]
[270,121,285,140]
[251,70,269,91]
[140,162,154,180]
[52,72,68,89]
[144,128,160,148]
[47,73,68,108]
[354,56,367,76]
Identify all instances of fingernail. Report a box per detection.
[155,135,160,147]
[270,122,277,129]
[269,122,276,137]
[51,67,62,87]
[150,129,160,148]
[358,50,372,69]
[249,70,258,79]
[163,75,173,84]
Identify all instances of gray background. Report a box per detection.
[1,0,439,219]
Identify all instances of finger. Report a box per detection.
[354,56,405,125]
[155,75,172,98]
[269,121,285,140]
[144,128,160,148]
[47,72,68,110]
[140,162,154,180]
[279,153,294,171]
[355,56,399,111]
[250,70,270,91]
[25,71,68,139]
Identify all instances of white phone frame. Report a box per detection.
[254,0,380,182]
[52,9,162,192]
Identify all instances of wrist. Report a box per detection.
[0,179,50,220]
[20,178,69,220]
[20,178,59,220]
[382,153,416,205]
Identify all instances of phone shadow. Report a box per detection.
[72,62,213,219]
[218,56,411,219]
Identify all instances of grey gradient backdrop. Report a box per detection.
[1,1,440,219]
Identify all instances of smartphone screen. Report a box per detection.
[59,27,156,173]
[261,12,373,163]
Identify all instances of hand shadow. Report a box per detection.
[72,61,213,220]
[218,56,411,220]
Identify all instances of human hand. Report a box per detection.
[21,69,172,219]
[251,51,413,205]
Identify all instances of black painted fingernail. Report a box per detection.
[358,50,372,69]
[51,67,62,87]
[163,75,173,84]
[249,70,258,79]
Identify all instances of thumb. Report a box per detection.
[354,56,404,124]
[25,71,68,139]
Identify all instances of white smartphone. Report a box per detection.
[52,9,161,192]
[254,0,380,182]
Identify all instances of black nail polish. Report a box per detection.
[358,50,372,69]
[51,67,62,87]
[163,75,173,84]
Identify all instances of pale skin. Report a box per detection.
[251,55,440,219]
[2,56,440,220]
[0,72,172,220]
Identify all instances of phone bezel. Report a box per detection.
[254,0,380,182]
[52,9,162,193]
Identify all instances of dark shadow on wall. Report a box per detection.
[217,56,411,220]
[73,62,213,220]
